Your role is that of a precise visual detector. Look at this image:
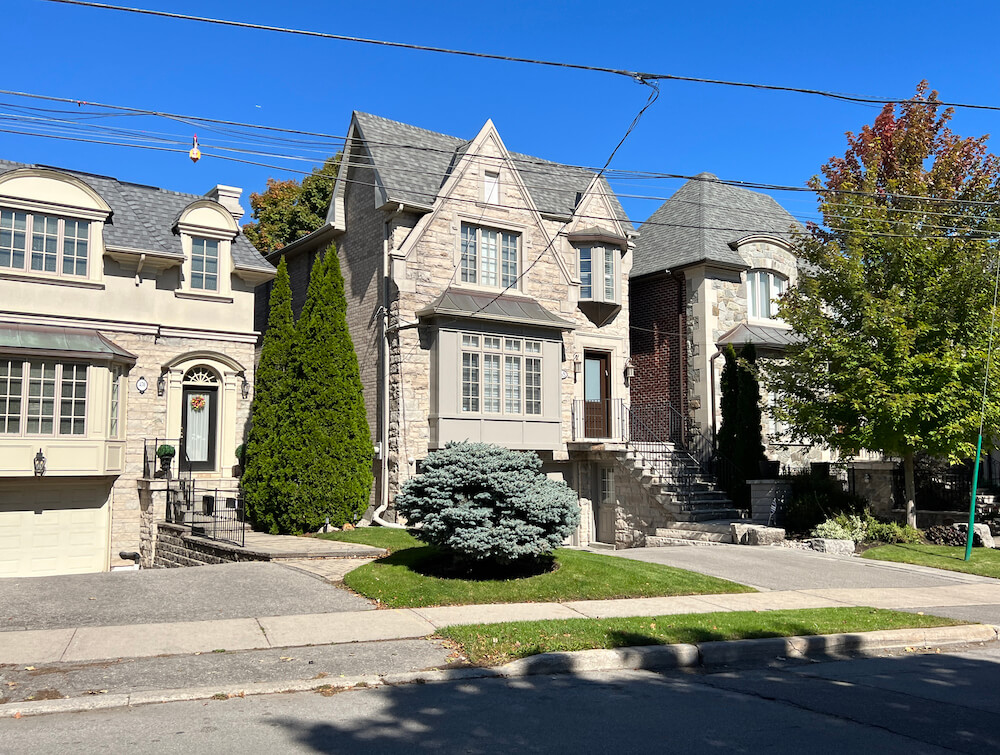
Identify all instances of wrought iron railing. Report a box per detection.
[143,437,185,480]
[166,483,245,547]
[619,401,696,510]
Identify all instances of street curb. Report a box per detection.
[2,624,997,719]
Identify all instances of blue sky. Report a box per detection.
[5,0,1000,227]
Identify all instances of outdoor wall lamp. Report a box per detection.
[156,374,166,397]
[624,359,637,387]
[573,354,582,381]
[33,449,45,477]
[241,376,250,400]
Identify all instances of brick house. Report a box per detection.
[267,112,736,548]
[0,160,273,577]
[630,172,832,471]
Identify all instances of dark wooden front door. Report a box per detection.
[583,351,611,438]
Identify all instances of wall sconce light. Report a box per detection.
[241,376,250,400]
[156,374,166,397]
[624,359,637,387]
[573,354,582,382]
[33,448,46,477]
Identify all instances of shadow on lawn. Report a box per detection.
[376,546,558,581]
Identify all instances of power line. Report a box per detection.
[41,0,1000,114]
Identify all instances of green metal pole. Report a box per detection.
[966,434,983,562]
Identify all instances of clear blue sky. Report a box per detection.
[5,0,1000,227]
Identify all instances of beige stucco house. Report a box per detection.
[267,112,726,548]
[0,160,274,577]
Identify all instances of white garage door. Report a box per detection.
[0,482,111,578]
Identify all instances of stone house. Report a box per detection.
[0,160,273,577]
[267,112,727,548]
[629,172,833,471]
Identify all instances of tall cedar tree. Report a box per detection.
[242,256,295,533]
[717,343,767,505]
[243,155,340,254]
[281,247,373,532]
[763,82,1000,527]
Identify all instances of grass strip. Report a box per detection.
[320,527,753,608]
[862,544,1000,578]
[438,607,964,665]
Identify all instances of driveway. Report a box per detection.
[0,562,373,632]
[600,544,995,591]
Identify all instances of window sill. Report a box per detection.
[0,269,104,290]
[174,290,234,304]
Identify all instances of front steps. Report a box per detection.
[645,520,737,547]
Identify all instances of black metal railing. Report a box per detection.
[166,484,245,547]
[618,401,696,510]
[571,398,628,441]
[143,437,185,481]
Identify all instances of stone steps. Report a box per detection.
[644,536,730,547]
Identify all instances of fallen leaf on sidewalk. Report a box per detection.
[23,667,35,671]
[279,657,295,662]
[13,712,20,719]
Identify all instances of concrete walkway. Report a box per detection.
[6,582,1000,666]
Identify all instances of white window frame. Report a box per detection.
[459,223,520,290]
[0,358,89,437]
[190,237,220,292]
[0,207,90,278]
[108,365,123,438]
[747,269,787,321]
[578,245,620,304]
[460,334,543,417]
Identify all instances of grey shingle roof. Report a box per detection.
[631,173,801,278]
[0,159,272,273]
[352,112,633,232]
[416,288,576,330]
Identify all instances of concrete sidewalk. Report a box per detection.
[6,582,1000,666]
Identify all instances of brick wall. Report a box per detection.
[629,273,687,426]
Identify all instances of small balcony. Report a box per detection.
[571,399,686,444]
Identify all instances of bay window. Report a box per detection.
[460,223,519,289]
[0,358,88,436]
[578,245,620,304]
[461,334,543,416]
[747,270,787,320]
[0,208,89,277]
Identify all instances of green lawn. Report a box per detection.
[439,607,964,665]
[318,527,753,608]
[862,544,1000,578]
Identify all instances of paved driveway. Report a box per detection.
[0,562,373,632]
[600,544,996,591]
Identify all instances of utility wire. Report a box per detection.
[41,0,1000,114]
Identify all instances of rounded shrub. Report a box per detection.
[394,442,580,567]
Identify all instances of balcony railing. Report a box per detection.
[143,437,184,480]
[571,399,685,444]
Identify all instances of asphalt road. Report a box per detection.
[5,647,999,753]
[602,543,991,590]
[0,562,372,632]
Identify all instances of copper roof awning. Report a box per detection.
[416,288,575,330]
[0,323,137,363]
[716,321,800,351]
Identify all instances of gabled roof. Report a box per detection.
[351,112,633,231]
[631,173,801,278]
[416,288,576,330]
[0,159,273,273]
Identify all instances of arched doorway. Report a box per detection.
[181,365,220,472]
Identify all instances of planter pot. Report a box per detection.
[758,460,781,478]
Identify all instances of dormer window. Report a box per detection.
[747,269,786,320]
[578,245,619,304]
[460,223,519,289]
[0,209,89,277]
[190,238,219,291]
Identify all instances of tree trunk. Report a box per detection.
[903,451,917,529]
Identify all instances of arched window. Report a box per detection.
[183,366,219,384]
[747,270,787,320]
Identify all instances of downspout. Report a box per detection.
[372,218,404,528]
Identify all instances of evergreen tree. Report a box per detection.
[281,246,373,533]
[242,256,295,532]
[717,343,768,504]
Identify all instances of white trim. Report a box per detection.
[0,269,105,290]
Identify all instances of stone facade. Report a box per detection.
[153,522,268,568]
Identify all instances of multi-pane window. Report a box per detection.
[191,238,219,291]
[600,467,615,505]
[459,223,519,289]
[578,246,619,303]
[460,334,543,416]
[0,209,89,277]
[109,366,122,438]
[747,270,787,320]
[0,360,88,436]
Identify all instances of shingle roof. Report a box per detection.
[631,173,801,278]
[416,288,576,330]
[352,112,632,231]
[0,159,273,273]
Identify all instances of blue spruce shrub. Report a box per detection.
[395,442,580,565]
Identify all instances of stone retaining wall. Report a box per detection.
[153,522,268,568]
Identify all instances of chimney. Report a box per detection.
[205,184,245,224]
